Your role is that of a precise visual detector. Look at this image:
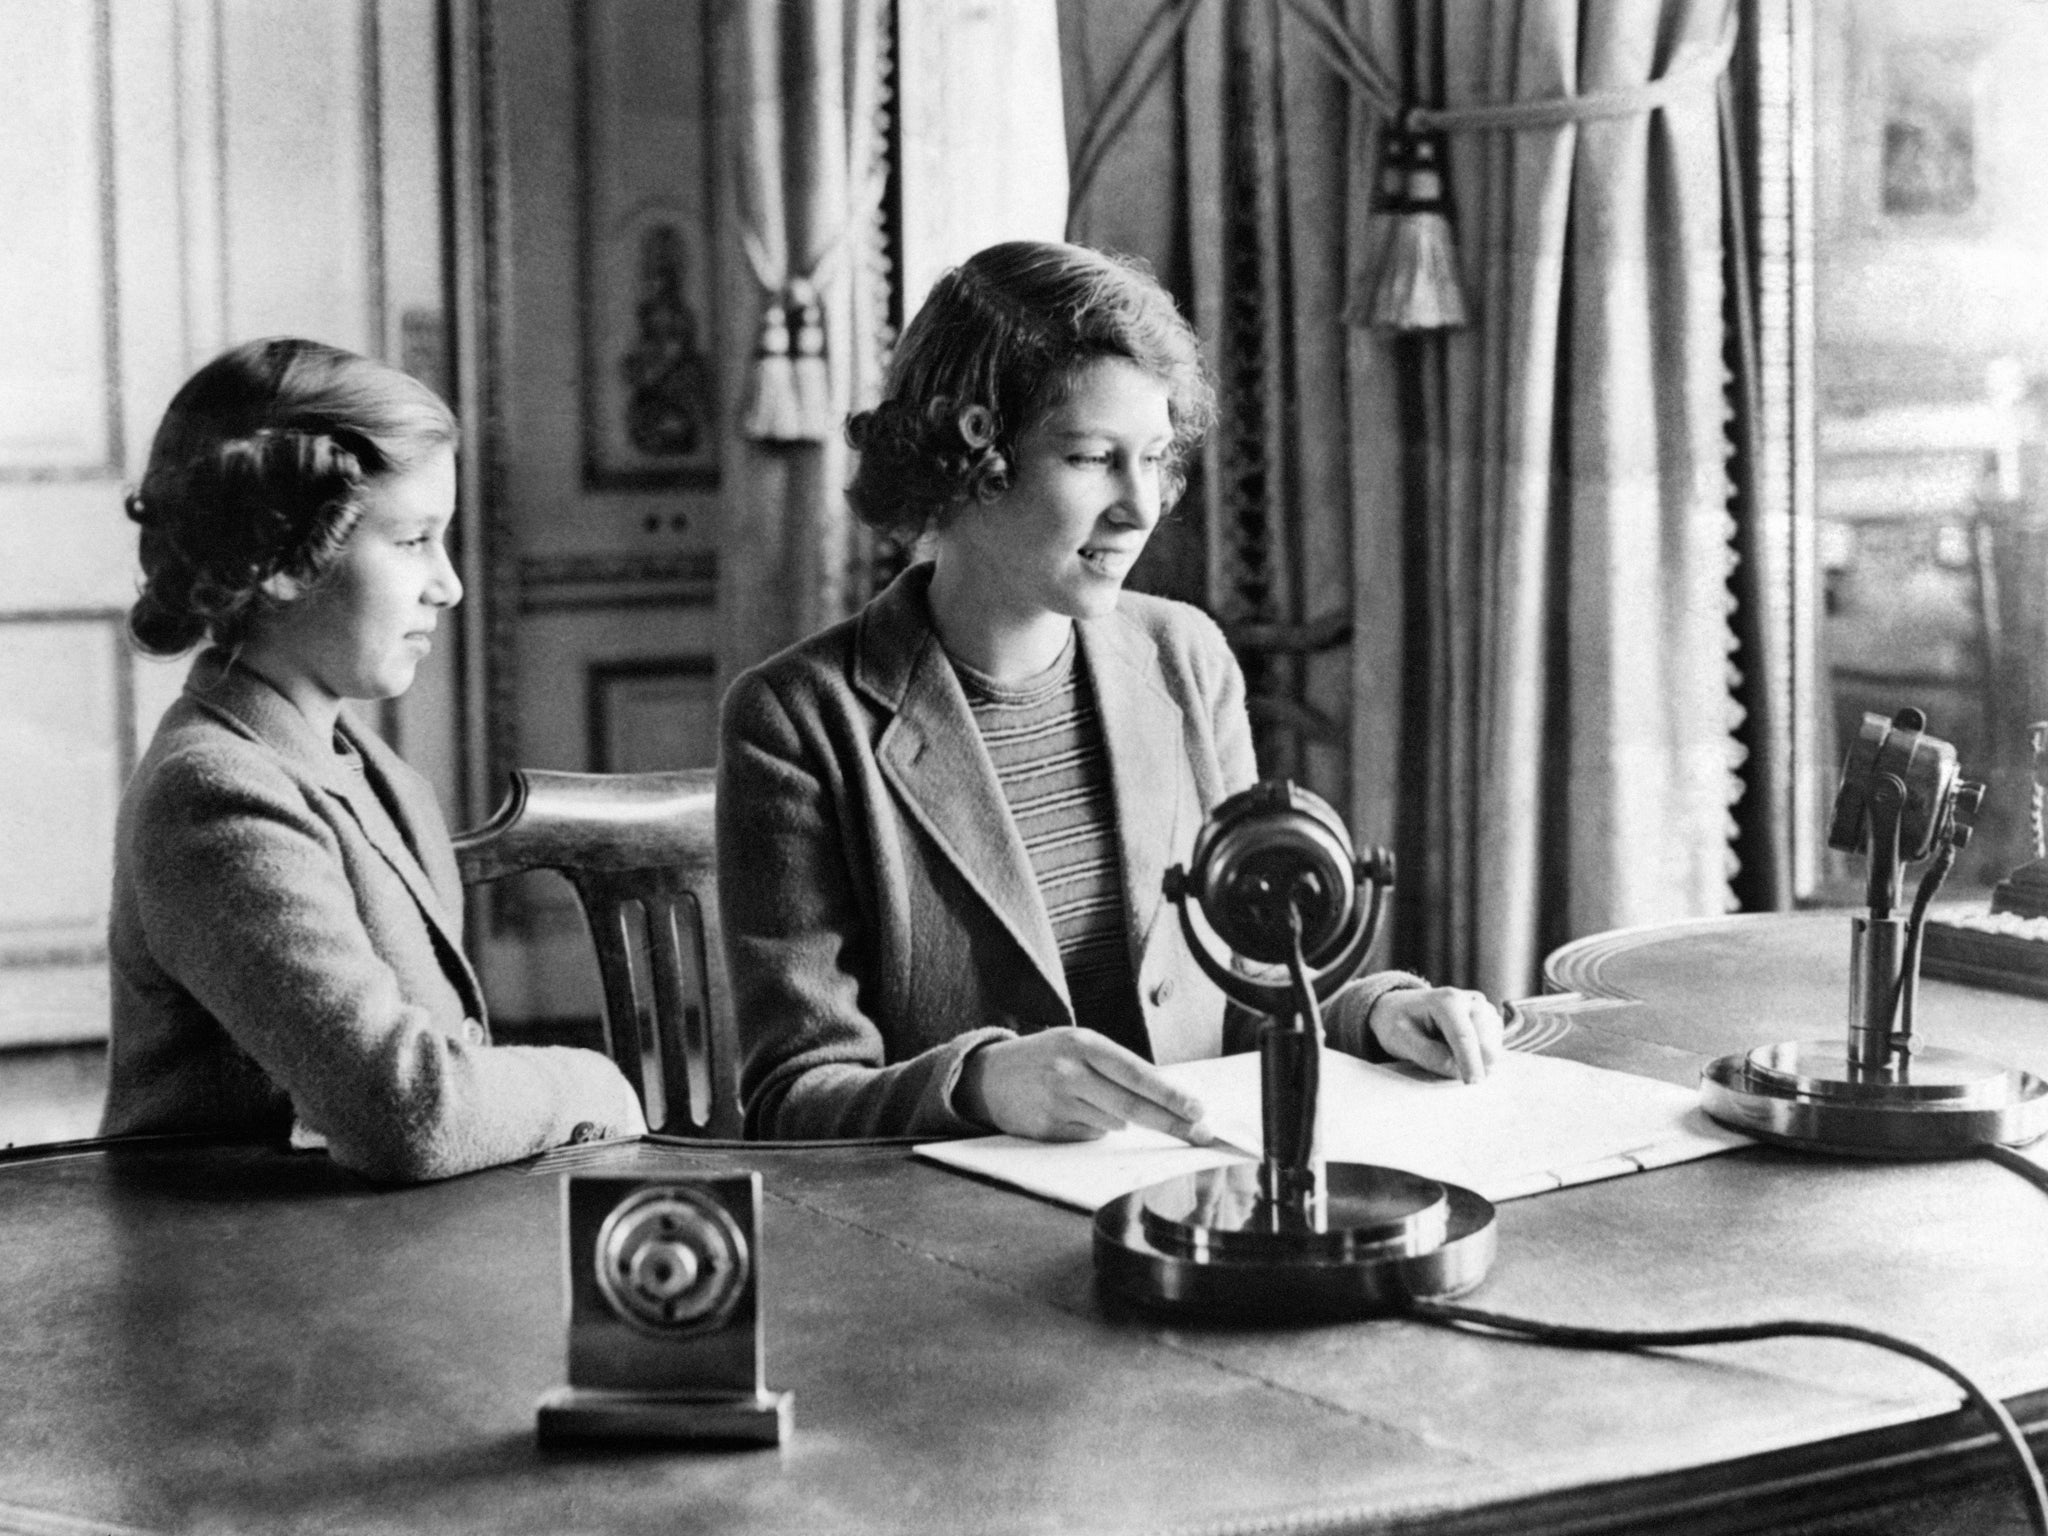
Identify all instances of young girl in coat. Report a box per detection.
[100,338,645,1181]
[719,241,1503,1141]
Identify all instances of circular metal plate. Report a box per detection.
[1138,1162,1450,1261]
[1702,1047,2048,1158]
[594,1184,750,1335]
[1094,1163,1496,1321]
[1744,1040,2027,1106]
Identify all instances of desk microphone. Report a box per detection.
[1702,708,2048,1155]
[1088,775,2048,1529]
[1092,779,1496,1320]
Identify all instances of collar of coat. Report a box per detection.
[850,563,1188,1016]
[180,650,474,992]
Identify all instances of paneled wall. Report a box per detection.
[0,0,449,1047]
[462,0,725,1023]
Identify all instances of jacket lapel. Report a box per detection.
[856,569,1070,1011]
[1078,611,1187,967]
[335,720,485,1013]
[185,656,484,1016]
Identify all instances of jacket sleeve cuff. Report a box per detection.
[1324,971,1431,1063]
[935,1026,1021,1133]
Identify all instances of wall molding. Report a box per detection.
[586,653,717,771]
[517,549,717,612]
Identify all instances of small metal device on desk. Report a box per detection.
[1093,780,1496,1320]
[1702,709,2048,1155]
[1922,718,2048,997]
[537,1172,792,1445]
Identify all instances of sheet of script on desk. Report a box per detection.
[914,1048,1753,1213]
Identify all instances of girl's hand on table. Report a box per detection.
[957,1027,1217,1144]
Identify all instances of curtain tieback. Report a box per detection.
[1313,8,1738,333]
[1068,1,1736,333]
[739,221,858,444]
[1407,23,1739,134]
[1275,0,1737,133]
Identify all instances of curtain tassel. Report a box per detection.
[743,281,835,442]
[1354,127,1469,333]
[742,297,805,441]
[786,277,835,438]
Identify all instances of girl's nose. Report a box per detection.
[427,544,463,609]
[1111,459,1162,529]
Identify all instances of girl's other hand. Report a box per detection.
[1368,987,1504,1083]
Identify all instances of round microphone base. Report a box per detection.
[1701,1041,2048,1158]
[1092,1161,1496,1321]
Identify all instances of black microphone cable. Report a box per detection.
[1406,1299,2048,1536]
[1983,1142,2048,1200]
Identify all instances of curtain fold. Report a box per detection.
[720,0,1069,680]
[1422,0,1744,997]
[720,0,890,682]
[1067,0,1377,811]
[1065,0,1753,998]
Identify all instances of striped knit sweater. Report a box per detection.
[953,638,1150,1057]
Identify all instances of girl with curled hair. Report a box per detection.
[719,241,1503,1142]
[842,239,1214,541]
[101,338,645,1182]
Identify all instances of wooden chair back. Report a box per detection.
[454,768,739,1139]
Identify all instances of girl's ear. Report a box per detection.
[259,572,304,604]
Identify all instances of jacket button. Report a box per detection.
[463,1018,486,1044]
[1149,978,1175,1006]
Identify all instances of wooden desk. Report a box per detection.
[5,914,2047,1535]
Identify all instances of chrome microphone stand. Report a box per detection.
[1702,709,2048,1155]
[1092,780,1495,1320]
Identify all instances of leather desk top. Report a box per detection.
[5,914,2047,1536]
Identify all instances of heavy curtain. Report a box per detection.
[1065,0,1389,811]
[1064,0,1755,997]
[1418,0,1745,996]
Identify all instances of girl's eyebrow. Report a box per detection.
[1045,425,1171,445]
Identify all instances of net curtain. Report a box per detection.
[1064,0,1751,998]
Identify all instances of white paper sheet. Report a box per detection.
[914,1048,1752,1213]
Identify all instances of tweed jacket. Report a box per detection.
[100,652,643,1182]
[718,563,1421,1140]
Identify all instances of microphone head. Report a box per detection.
[1183,781,1358,967]
[1828,708,1963,863]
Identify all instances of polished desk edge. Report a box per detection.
[12,1058,2048,1536]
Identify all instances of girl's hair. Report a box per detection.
[126,337,458,656]
[844,241,1215,542]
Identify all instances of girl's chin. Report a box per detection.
[363,661,423,700]
[1066,574,1128,612]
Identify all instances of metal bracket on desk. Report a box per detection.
[537,1173,792,1446]
[536,1385,791,1446]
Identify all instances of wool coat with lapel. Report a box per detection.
[717,563,1421,1140]
[100,652,643,1182]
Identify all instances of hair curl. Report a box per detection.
[126,337,458,656]
[845,241,1215,542]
